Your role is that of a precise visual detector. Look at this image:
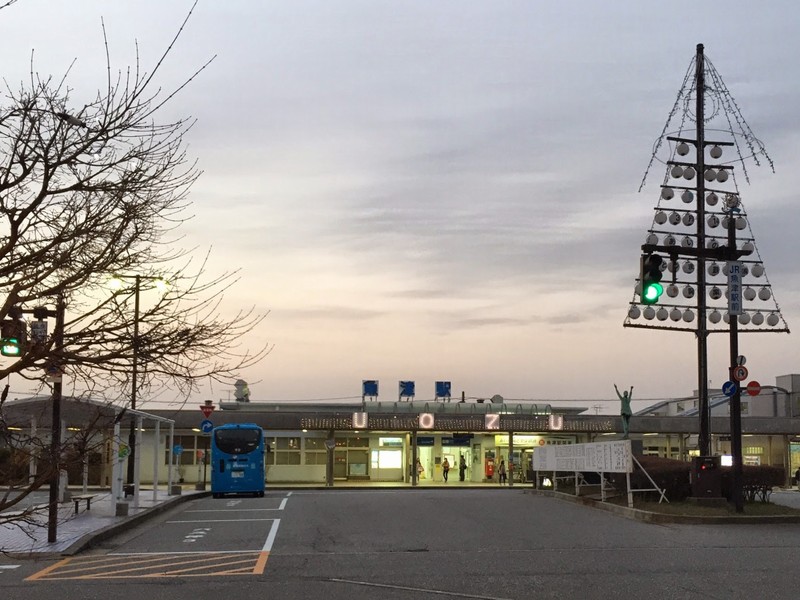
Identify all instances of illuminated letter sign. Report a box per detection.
[548,415,564,431]
[352,412,368,429]
[485,414,500,430]
[418,413,435,430]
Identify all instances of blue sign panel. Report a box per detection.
[172,444,183,456]
[399,380,415,398]
[442,437,471,447]
[362,380,379,397]
[417,436,435,446]
[722,380,738,397]
[200,419,214,434]
[435,381,451,398]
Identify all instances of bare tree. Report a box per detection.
[0,2,269,526]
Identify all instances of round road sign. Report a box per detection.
[732,365,748,382]
[746,380,761,397]
[722,381,738,397]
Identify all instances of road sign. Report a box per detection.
[200,419,214,434]
[722,380,738,397]
[324,439,336,450]
[30,320,48,342]
[732,365,748,382]
[728,261,743,316]
[746,381,762,397]
[200,404,215,418]
[118,443,130,459]
[172,444,183,456]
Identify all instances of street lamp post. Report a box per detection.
[111,273,167,489]
[126,274,141,487]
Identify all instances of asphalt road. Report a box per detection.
[3,489,800,599]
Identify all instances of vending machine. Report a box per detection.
[484,454,495,481]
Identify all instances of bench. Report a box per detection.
[72,494,97,514]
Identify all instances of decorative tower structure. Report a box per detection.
[624,44,789,466]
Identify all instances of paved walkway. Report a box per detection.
[0,488,205,556]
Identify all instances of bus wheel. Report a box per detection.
[258,491,265,498]
[212,493,221,499]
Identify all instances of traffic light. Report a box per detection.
[0,319,27,357]
[640,254,664,305]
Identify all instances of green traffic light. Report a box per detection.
[642,282,664,305]
[1,338,22,357]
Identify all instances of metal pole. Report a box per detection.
[127,275,141,485]
[728,212,744,513]
[695,43,711,457]
[411,431,418,487]
[47,293,65,543]
[153,420,160,502]
[326,429,334,487]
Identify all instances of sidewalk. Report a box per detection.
[0,487,206,557]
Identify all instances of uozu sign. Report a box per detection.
[298,413,615,433]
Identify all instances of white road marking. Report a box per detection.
[0,565,21,571]
[110,550,262,555]
[186,507,282,513]
[330,578,513,600]
[168,518,277,523]
[261,518,280,552]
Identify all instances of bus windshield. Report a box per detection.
[214,428,262,455]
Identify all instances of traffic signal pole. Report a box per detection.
[727,209,745,513]
[47,294,65,543]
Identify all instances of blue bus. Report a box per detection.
[211,423,266,498]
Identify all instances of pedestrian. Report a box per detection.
[416,459,425,480]
[498,459,507,485]
[795,467,800,490]
[442,457,450,482]
[459,455,467,482]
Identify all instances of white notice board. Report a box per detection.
[533,440,632,473]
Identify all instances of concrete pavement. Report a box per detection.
[3,483,800,557]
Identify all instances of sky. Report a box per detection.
[1,1,799,413]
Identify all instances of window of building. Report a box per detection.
[164,435,201,466]
[304,438,327,464]
[274,437,301,465]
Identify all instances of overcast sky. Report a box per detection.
[2,1,799,412]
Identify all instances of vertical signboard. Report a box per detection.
[728,261,742,316]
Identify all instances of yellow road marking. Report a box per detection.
[26,552,265,580]
[253,551,269,574]
[25,557,72,581]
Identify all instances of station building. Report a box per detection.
[3,374,800,490]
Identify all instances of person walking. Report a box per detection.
[459,455,467,482]
[795,467,800,491]
[498,459,507,485]
[442,457,450,482]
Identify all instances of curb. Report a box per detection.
[526,489,800,524]
[61,491,212,556]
